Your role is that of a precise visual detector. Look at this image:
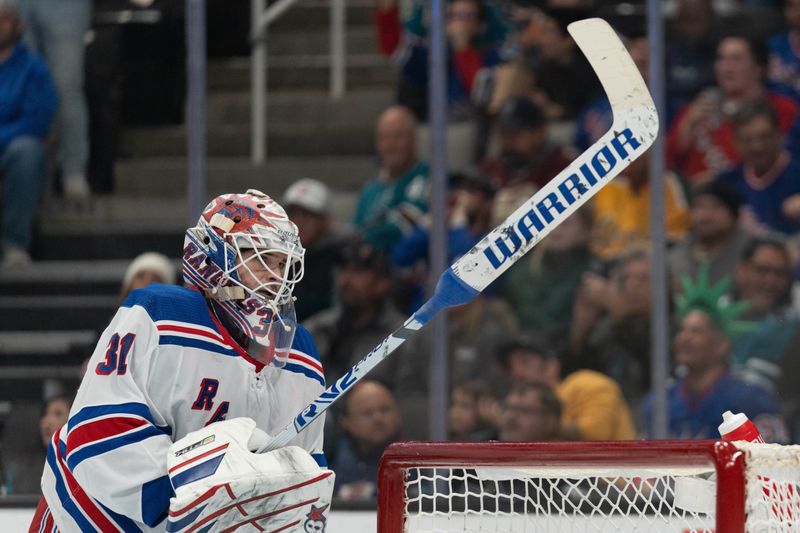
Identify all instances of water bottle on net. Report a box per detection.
[718,410,765,443]
[719,411,795,522]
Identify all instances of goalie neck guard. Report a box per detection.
[182,190,305,366]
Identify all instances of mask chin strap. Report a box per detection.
[205,285,246,300]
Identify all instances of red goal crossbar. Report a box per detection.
[378,440,746,533]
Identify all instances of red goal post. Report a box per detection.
[378,440,800,533]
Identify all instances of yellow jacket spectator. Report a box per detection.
[498,333,636,440]
[592,154,690,260]
[557,369,636,441]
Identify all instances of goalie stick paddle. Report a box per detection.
[260,17,659,452]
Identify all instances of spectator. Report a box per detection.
[520,7,602,121]
[20,0,92,207]
[353,105,429,251]
[391,170,494,311]
[497,382,562,442]
[329,380,402,500]
[303,241,421,393]
[480,95,572,192]
[392,170,494,269]
[0,0,57,268]
[119,251,176,300]
[497,333,636,440]
[736,237,794,322]
[664,0,721,122]
[568,247,655,402]
[283,178,351,321]
[666,34,799,184]
[767,0,800,103]
[1,395,71,494]
[448,380,497,441]
[591,151,690,261]
[380,0,504,121]
[717,99,800,236]
[730,238,800,391]
[669,181,751,289]
[642,269,789,442]
[500,206,594,339]
[399,292,519,439]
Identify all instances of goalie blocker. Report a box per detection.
[166,418,334,533]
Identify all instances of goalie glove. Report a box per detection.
[166,417,334,533]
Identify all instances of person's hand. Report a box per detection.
[477,396,503,430]
[530,89,564,120]
[685,90,720,131]
[782,194,800,221]
[449,189,473,227]
[580,272,613,308]
[572,285,603,329]
[739,205,771,236]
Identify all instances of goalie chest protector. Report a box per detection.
[39,284,326,532]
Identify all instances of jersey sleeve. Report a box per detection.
[288,325,327,467]
[60,300,173,527]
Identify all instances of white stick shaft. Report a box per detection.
[261,18,658,452]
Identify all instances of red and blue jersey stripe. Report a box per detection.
[283,350,325,386]
[65,402,170,470]
[46,428,142,532]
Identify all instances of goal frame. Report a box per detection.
[377,440,746,533]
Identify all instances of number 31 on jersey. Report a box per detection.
[96,333,137,375]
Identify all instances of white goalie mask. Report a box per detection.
[182,190,305,366]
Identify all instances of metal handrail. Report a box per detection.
[250,0,347,165]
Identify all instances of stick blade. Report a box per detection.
[568,18,657,129]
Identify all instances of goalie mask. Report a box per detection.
[182,190,305,365]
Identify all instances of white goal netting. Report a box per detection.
[385,442,800,533]
[403,464,716,532]
[739,442,800,532]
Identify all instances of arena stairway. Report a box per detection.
[0,0,393,403]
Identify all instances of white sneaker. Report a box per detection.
[63,175,92,209]
[0,246,31,269]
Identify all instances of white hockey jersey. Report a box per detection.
[38,284,326,532]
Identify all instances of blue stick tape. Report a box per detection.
[414,268,480,325]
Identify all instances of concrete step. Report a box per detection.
[0,295,118,331]
[33,192,360,260]
[1,366,83,381]
[0,260,132,296]
[208,55,394,91]
[31,221,184,261]
[206,88,392,128]
[122,122,374,157]
[267,26,377,56]
[265,0,375,28]
[0,331,96,357]
[113,156,372,198]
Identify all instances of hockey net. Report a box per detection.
[378,440,800,533]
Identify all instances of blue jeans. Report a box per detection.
[20,0,92,178]
[0,137,46,251]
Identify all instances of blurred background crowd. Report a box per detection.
[1,0,800,507]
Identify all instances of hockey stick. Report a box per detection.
[260,18,658,452]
